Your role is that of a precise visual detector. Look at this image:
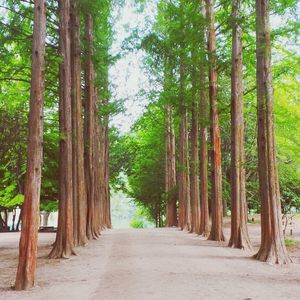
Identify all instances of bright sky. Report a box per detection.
[110,0,157,133]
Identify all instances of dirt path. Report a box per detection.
[1,228,300,300]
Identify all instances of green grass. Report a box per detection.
[285,239,299,248]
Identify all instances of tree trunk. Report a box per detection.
[104,113,112,228]
[84,14,100,240]
[49,0,75,259]
[15,0,47,290]
[228,0,252,251]
[199,0,210,237]
[254,0,291,264]
[70,0,87,247]
[99,76,111,229]
[165,103,177,227]
[93,112,103,233]
[190,59,201,234]
[206,0,225,242]
[178,62,191,231]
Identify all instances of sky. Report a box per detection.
[109,0,157,133]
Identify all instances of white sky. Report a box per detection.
[110,0,157,133]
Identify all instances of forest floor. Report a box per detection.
[1,218,300,300]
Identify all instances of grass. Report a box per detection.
[285,239,299,248]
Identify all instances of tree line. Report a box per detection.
[0,0,113,291]
[119,0,299,265]
[0,0,299,293]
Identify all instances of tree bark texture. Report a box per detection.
[84,14,101,240]
[15,0,47,290]
[49,0,75,259]
[93,114,103,233]
[165,104,177,227]
[206,0,225,242]
[190,60,201,234]
[70,0,87,247]
[99,76,111,229]
[254,0,291,264]
[178,61,191,231]
[228,0,252,251]
[199,0,210,237]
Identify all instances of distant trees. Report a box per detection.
[124,0,298,265]
[0,0,298,291]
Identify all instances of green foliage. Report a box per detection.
[129,207,154,229]
[40,200,58,213]
[120,0,300,223]
[118,103,166,224]
[129,216,144,229]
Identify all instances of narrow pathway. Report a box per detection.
[2,228,300,299]
[91,228,300,300]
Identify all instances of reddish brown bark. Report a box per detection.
[98,118,105,230]
[98,68,111,229]
[199,0,210,237]
[228,0,252,251]
[254,0,291,264]
[84,14,101,240]
[178,1,191,231]
[15,0,47,290]
[94,115,103,233]
[70,0,87,247]
[178,62,191,231]
[206,0,225,242]
[49,0,75,258]
[165,104,177,227]
[102,100,112,229]
[190,60,201,234]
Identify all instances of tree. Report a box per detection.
[84,13,101,240]
[254,0,291,264]
[15,0,47,290]
[206,0,225,242]
[70,0,88,247]
[178,0,191,231]
[49,0,75,259]
[228,0,252,251]
[199,0,209,237]
[190,53,201,234]
[165,103,177,227]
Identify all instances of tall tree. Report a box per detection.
[206,0,225,242]
[254,0,291,264]
[228,0,252,251]
[178,0,191,231]
[84,13,101,240]
[199,0,210,237]
[70,0,88,247]
[165,103,177,227]
[49,0,75,258]
[190,54,201,234]
[15,0,47,290]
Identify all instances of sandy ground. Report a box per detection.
[1,221,300,300]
